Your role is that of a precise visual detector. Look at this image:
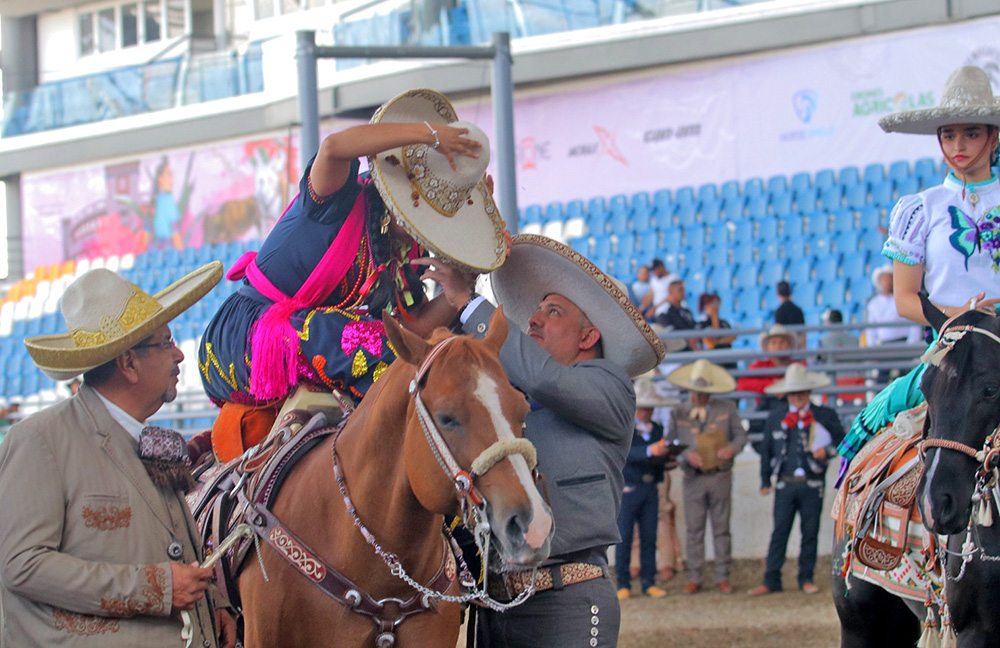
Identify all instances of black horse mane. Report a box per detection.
[924,309,1000,400]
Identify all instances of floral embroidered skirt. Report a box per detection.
[198,284,397,405]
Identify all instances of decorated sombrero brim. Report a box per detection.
[25,261,223,380]
[879,66,1000,135]
[368,89,507,272]
[667,359,735,394]
[634,375,679,408]
[491,234,666,377]
[764,363,831,395]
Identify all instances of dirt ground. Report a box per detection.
[459,556,841,648]
[618,556,840,648]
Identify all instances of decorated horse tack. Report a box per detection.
[193,310,553,648]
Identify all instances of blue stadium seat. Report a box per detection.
[870,180,894,208]
[697,183,718,205]
[737,285,766,313]
[700,199,722,224]
[858,207,881,231]
[766,175,788,198]
[814,169,836,190]
[522,204,543,226]
[841,251,867,280]
[914,157,938,182]
[820,280,847,309]
[565,199,585,222]
[569,236,590,255]
[863,163,886,188]
[732,263,760,290]
[586,198,608,235]
[849,276,875,304]
[820,186,843,212]
[609,202,630,234]
[834,231,861,255]
[861,229,885,255]
[675,186,696,206]
[757,217,779,241]
[631,191,650,215]
[794,186,819,213]
[720,180,741,202]
[662,227,682,252]
[794,280,822,307]
[791,172,811,194]
[732,220,753,243]
[708,264,731,290]
[888,160,911,185]
[743,177,764,198]
[616,233,636,257]
[757,240,780,263]
[898,177,920,196]
[746,195,768,220]
[784,239,807,261]
[770,192,792,216]
[685,269,707,297]
[652,189,673,224]
[815,254,840,282]
[832,208,856,232]
[544,202,564,224]
[592,235,612,261]
[845,184,868,209]
[684,224,707,249]
[707,222,729,245]
[632,204,653,233]
[675,203,697,227]
[838,166,860,188]
[780,214,805,238]
[732,242,754,266]
[637,233,659,259]
[812,236,832,259]
[806,211,829,236]
[721,196,746,222]
[760,259,786,286]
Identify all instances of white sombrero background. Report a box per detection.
[368,88,507,272]
[491,234,666,377]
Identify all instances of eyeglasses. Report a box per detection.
[133,337,176,351]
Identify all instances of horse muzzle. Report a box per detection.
[493,500,554,567]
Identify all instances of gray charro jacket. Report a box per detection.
[463,301,636,560]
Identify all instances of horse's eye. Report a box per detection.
[983,385,999,400]
[436,413,461,429]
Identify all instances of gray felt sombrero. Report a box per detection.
[25,261,222,380]
[368,88,507,272]
[879,66,1000,135]
[491,234,666,377]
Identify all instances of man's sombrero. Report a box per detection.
[879,66,1000,135]
[667,359,735,394]
[368,88,507,272]
[491,234,665,377]
[764,364,831,395]
[25,262,223,380]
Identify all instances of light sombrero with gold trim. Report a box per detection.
[25,261,223,380]
[491,234,666,377]
[368,88,507,272]
[667,359,736,395]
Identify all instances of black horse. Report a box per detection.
[834,301,1000,648]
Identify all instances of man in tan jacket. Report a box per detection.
[0,262,236,647]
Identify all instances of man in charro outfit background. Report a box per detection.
[0,263,235,647]
[424,233,670,648]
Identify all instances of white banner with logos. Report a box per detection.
[504,14,1000,208]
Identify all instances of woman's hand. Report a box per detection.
[411,257,480,311]
[431,123,482,171]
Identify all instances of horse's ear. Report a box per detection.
[382,311,431,366]
[919,292,949,333]
[483,306,509,353]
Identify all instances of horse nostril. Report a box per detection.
[506,512,528,543]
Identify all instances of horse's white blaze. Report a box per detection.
[923,449,941,528]
[474,372,553,550]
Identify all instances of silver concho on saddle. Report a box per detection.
[833,405,926,571]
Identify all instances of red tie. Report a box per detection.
[783,410,813,429]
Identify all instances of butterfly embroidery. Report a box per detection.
[948,205,1000,271]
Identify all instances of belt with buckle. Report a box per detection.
[487,562,605,600]
[778,474,808,483]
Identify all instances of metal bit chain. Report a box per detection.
[331,438,536,612]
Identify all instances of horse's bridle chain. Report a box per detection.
[332,336,542,612]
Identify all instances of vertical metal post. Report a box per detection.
[296,30,321,176]
[490,32,518,233]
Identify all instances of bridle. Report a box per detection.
[917,315,1000,580]
[330,335,544,646]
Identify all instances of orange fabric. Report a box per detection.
[211,401,280,463]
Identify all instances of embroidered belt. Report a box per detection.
[779,474,808,483]
[488,562,605,599]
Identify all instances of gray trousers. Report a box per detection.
[682,470,733,585]
[474,570,620,648]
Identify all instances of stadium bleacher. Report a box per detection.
[0,155,949,409]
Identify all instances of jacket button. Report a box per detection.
[476,323,487,334]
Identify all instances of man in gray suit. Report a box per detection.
[423,234,667,648]
[0,262,236,647]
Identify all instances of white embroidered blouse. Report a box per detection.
[883,173,1000,308]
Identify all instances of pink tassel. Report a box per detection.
[249,298,307,401]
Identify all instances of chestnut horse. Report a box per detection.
[237,308,554,647]
[834,303,1000,648]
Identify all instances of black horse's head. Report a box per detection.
[917,297,1000,535]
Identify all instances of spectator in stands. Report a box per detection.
[864,266,924,347]
[841,65,1000,463]
[818,309,859,360]
[645,258,671,320]
[197,89,493,461]
[667,360,745,595]
[751,364,844,596]
[0,263,235,647]
[616,376,677,600]
[631,265,652,310]
[0,402,19,431]
[656,277,699,351]
[774,281,805,326]
[738,325,803,453]
[697,293,736,368]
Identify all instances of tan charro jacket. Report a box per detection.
[0,384,218,647]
